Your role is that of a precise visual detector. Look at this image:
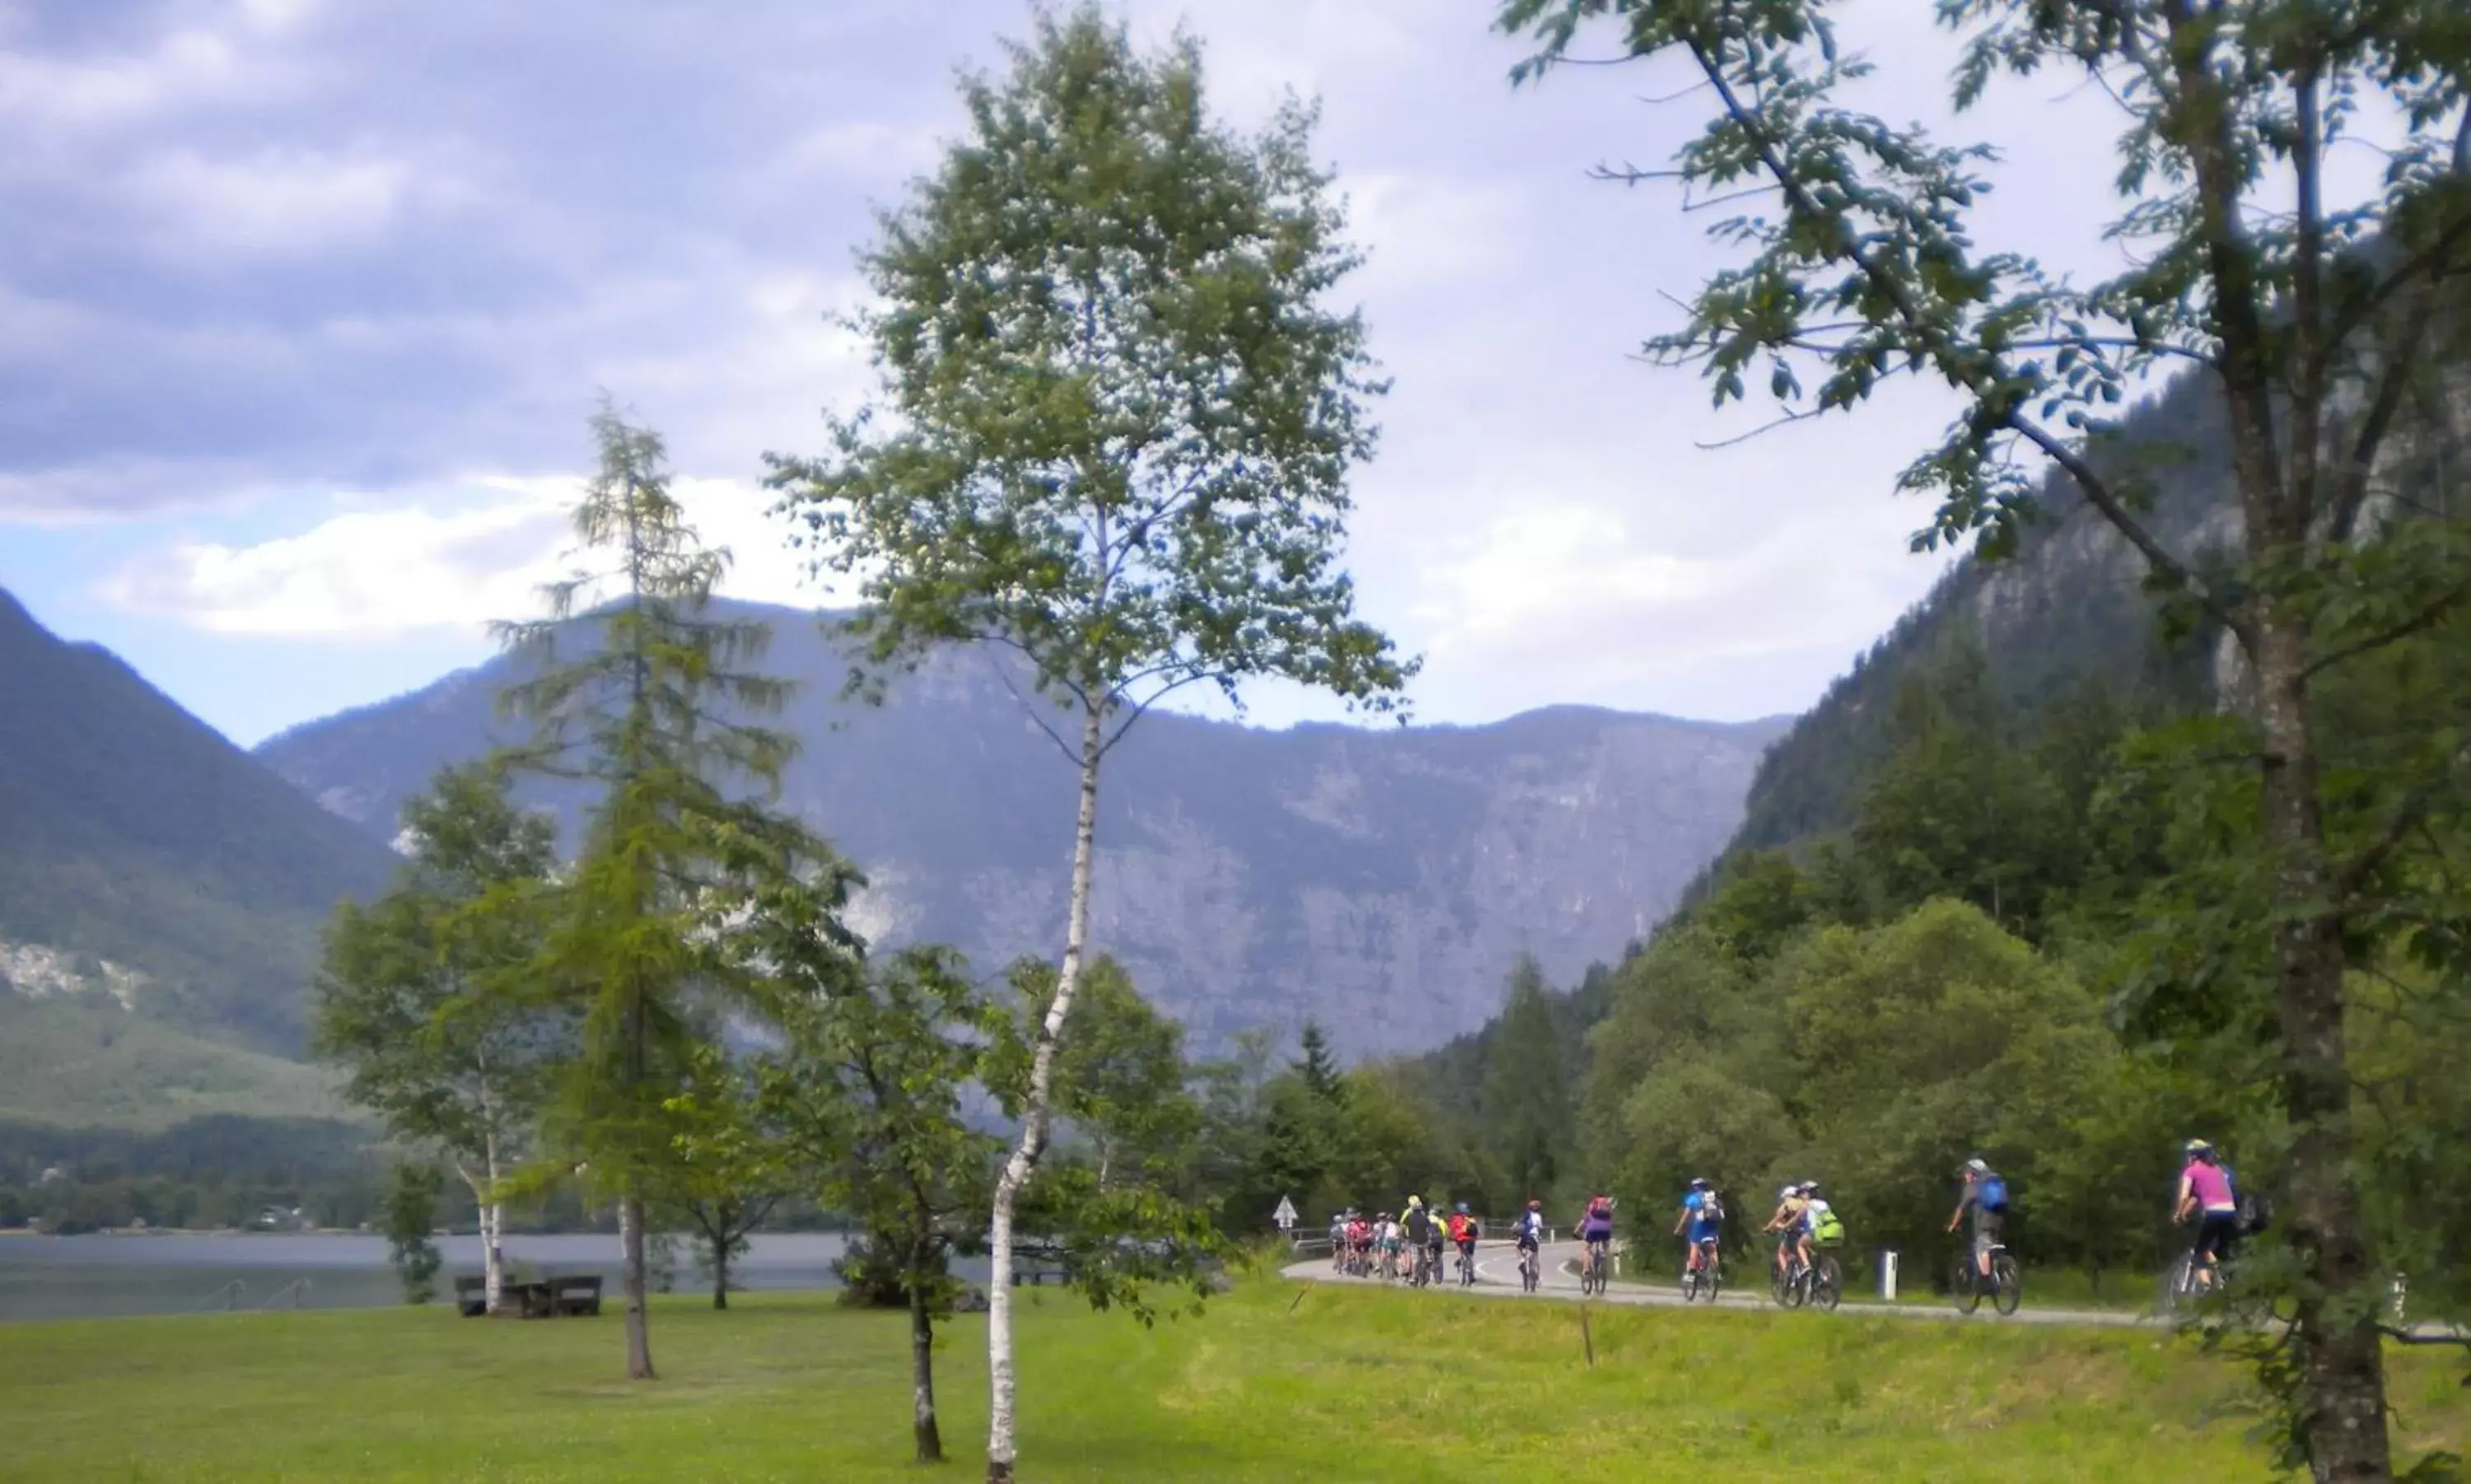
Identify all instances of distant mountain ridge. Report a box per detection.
[256,603,1791,1059]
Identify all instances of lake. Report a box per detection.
[0,1231,876,1323]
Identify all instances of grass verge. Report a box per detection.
[2,1279,2464,1481]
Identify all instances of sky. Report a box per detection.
[0,0,2187,747]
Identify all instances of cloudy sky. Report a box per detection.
[2,0,2179,746]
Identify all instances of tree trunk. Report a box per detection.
[2253,620,2391,1482]
[481,1125,505,1315]
[620,1195,656,1380]
[910,1258,944,1464]
[712,1229,730,1311]
[985,700,1105,1484]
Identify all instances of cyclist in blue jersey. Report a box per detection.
[1672,1178,1723,1281]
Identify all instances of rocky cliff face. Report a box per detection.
[255,604,1789,1059]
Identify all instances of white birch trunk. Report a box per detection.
[481,1125,505,1314]
[985,700,1105,1484]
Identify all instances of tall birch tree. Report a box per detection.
[768,8,1413,1476]
[1493,3,2471,1477]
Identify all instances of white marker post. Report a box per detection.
[1881,1249,1899,1301]
[1273,1194,1297,1235]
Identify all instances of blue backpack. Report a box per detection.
[1979,1175,2009,1212]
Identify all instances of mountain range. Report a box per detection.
[255,605,1792,1061]
[0,586,1789,1127]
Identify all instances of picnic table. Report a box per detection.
[453,1274,603,1318]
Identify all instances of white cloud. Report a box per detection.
[96,472,848,640]
[122,147,418,255]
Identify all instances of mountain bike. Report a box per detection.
[1408,1242,1434,1289]
[1456,1244,1478,1289]
[2158,1238,2233,1316]
[1680,1239,1722,1303]
[1770,1240,1806,1309]
[1518,1242,1540,1293]
[1952,1245,2021,1316]
[1579,1236,1609,1296]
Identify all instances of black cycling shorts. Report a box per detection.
[2196,1211,2240,1264]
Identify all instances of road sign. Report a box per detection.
[1273,1195,1298,1230]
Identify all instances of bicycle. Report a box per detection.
[1952,1245,2021,1316]
[1579,1235,1610,1296]
[1408,1244,1434,1289]
[1679,1239,1722,1303]
[1769,1239,1805,1309]
[1517,1241,1540,1293]
[1455,1244,1478,1289]
[1805,1249,1843,1311]
[2157,1239,2232,1316]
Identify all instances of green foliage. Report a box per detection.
[315,764,563,1190]
[767,3,1415,730]
[382,1160,444,1304]
[1478,957,1570,1203]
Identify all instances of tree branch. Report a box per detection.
[1679,37,2232,632]
[2330,742,2471,908]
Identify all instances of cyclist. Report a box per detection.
[1514,1197,1546,1277]
[1799,1182,1840,1269]
[1576,1192,1616,1285]
[2174,1139,2240,1290]
[1763,1182,1810,1284]
[1422,1200,1447,1281]
[1329,1211,1348,1273]
[1402,1197,1435,1283]
[1946,1156,2008,1292]
[1672,1177,1723,1280]
[1448,1203,1480,1282]
[1343,1210,1371,1273]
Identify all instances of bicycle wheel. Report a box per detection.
[1991,1253,2021,1316]
[1522,1253,1539,1293]
[1952,1255,1982,1315]
[1814,1255,1843,1312]
[2156,1252,2190,1316]
[1704,1252,1722,1303]
[1782,1262,1809,1309]
[1680,1264,1698,1302]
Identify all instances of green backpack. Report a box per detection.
[1810,1203,1846,1247]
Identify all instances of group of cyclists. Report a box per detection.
[1323,1136,2258,1312]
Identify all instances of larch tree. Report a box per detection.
[1494,3,2471,1477]
[315,763,562,1316]
[497,399,824,1381]
[767,8,1413,1477]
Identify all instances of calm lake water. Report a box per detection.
[0,1231,880,1323]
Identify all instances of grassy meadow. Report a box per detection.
[4,1277,2466,1482]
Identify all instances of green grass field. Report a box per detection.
[4,1279,2465,1482]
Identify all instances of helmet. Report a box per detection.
[1801,1182,1822,1197]
[2184,1138,2215,1161]
[1527,1198,1542,1211]
[1455,1202,1469,1215]
[1779,1183,1796,1201]
[1406,1195,1421,1207]
[1964,1157,1989,1176]
[1689,1177,1709,1191]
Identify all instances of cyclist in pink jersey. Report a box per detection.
[2174,1139,2240,1288]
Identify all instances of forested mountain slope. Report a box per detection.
[0,588,398,1057]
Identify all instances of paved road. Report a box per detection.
[1284,1240,2469,1346]
[1286,1239,2161,1330]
